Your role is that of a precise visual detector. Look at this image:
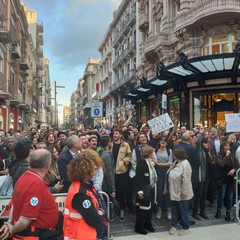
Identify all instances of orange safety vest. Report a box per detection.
[63,181,99,240]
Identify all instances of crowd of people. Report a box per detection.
[0,121,239,238]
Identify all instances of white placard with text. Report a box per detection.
[147,113,173,133]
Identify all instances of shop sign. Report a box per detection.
[91,102,103,118]
[162,94,167,109]
[147,113,173,133]
[225,113,240,132]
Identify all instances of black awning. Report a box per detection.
[124,43,240,100]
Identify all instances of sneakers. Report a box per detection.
[119,210,125,222]
[178,229,190,236]
[167,208,172,220]
[156,208,162,220]
[169,226,177,235]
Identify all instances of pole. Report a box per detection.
[54,81,57,128]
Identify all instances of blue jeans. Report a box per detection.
[171,200,190,230]
[217,180,233,212]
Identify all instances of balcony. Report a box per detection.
[174,0,240,32]
[0,72,11,100]
[109,70,136,93]
[0,22,13,44]
[37,47,43,58]
[37,34,43,46]
[19,57,30,71]
[139,13,149,32]
[9,83,20,106]
[101,87,110,99]
[143,33,168,61]
[11,41,21,60]
[19,95,30,110]
[37,24,43,33]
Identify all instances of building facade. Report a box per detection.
[125,0,240,129]
[0,0,52,132]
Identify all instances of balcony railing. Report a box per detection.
[112,41,136,69]
[174,0,240,32]
[112,11,136,47]
[109,69,136,93]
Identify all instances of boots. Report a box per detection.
[215,210,221,218]
[225,212,231,221]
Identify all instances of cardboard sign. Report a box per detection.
[147,113,174,133]
[225,113,240,133]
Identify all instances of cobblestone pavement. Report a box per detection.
[109,202,238,238]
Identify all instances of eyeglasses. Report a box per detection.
[160,138,167,142]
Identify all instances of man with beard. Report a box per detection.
[112,128,131,222]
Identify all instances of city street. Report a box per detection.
[109,204,239,239]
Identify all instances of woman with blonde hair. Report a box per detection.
[63,150,104,240]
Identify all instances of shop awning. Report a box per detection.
[124,43,240,100]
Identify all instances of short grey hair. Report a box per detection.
[29,149,52,169]
[66,134,79,149]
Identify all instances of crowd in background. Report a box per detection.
[0,120,240,237]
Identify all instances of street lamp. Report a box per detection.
[54,81,65,128]
[50,81,65,128]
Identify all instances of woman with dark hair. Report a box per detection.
[43,132,60,152]
[214,141,238,221]
[135,146,157,235]
[165,147,193,236]
[154,136,173,220]
[63,150,105,240]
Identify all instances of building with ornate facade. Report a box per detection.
[124,0,240,129]
[0,0,52,132]
[72,0,240,129]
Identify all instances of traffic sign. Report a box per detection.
[91,102,103,117]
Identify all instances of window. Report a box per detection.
[202,34,236,56]
[0,48,3,74]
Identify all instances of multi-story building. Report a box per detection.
[0,0,34,131]
[98,26,113,125]
[0,0,51,132]
[24,5,51,127]
[82,57,100,129]
[108,0,137,126]
[63,105,71,126]
[123,0,240,129]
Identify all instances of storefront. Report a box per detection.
[125,48,240,129]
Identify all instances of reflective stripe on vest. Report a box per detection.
[64,207,82,219]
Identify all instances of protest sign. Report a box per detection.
[225,113,240,132]
[147,113,173,133]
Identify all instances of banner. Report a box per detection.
[147,113,174,133]
[0,194,67,219]
[225,113,240,132]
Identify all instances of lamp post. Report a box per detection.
[54,81,65,129]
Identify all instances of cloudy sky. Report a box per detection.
[21,0,121,117]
